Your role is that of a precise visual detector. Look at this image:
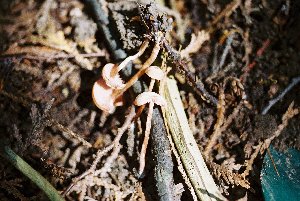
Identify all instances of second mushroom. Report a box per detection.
[134,66,166,176]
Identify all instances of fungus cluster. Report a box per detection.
[92,36,167,176]
[93,39,149,113]
[92,3,172,176]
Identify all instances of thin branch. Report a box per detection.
[262,76,300,114]
[204,89,225,158]
[261,102,299,151]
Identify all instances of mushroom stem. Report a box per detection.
[134,93,166,167]
[138,101,154,176]
[113,42,161,99]
[148,79,155,92]
[111,39,149,77]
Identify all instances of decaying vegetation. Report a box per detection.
[0,0,299,200]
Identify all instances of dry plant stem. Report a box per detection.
[63,107,136,196]
[162,78,225,201]
[243,102,299,178]
[177,62,218,105]
[162,40,218,105]
[113,42,161,99]
[219,102,243,132]
[96,143,121,177]
[266,147,280,176]
[261,102,299,151]
[1,145,64,201]
[205,101,243,155]
[180,31,210,59]
[138,101,154,176]
[204,90,225,158]
[216,33,235,72]
[242,142,263,178]
[162,104,198,201]
[262,76,300,115]
[52,120,92,148]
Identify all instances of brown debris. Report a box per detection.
[1,0,300,200]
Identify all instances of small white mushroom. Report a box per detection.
[102,40,149,90]
[145,66,165,81]
[92,79,123,114]
[134,92,166,107]
[102,63,125,89]
[134,92,166,176]
[145,66,165,91]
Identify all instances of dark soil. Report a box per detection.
[0,0,299,200]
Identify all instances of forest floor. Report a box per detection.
[0,0,299,200]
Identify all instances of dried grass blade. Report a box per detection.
[161,78,225,201]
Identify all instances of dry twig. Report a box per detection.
[242,142,263,178]
[243,102,299,178]
[261,102,299,152]
[262,76,300,115]
[204,89,226,158]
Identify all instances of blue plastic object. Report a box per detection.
[261,145,300,201]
